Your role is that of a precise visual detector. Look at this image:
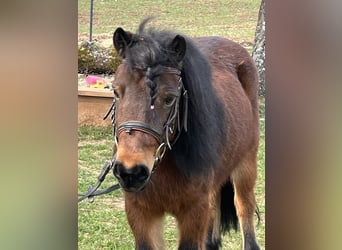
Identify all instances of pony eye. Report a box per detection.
[164,96,175,106]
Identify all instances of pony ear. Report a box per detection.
[113,27,133,57]
[170,35,186,62]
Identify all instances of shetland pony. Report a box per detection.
[110,18,260,250]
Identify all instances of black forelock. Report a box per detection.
[122,18,184,107]
[123,19,181,70]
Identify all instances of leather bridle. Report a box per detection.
[105,66,188,171]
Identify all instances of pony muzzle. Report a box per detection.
[113,161,151,192]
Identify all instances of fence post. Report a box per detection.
[90,0,94,41]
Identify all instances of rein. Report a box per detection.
[78,65,188,203]
[78,158,119,203]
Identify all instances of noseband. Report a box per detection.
[103,65,188,171]
[117,121,163,144]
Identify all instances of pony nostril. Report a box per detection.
[113,162,124,179]
[135,164,149,181]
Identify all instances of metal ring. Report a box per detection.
[154,143,167,162]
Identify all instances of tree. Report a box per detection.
[252,0,265,97]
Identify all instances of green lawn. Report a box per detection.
[78,0,260,52]
[78,0,263,249]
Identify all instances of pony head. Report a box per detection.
[111,19,187,192]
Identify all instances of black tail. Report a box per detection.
[220,180,238,233]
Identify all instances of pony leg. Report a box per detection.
[206,193,222,250]
[176,198,210,250]
[125,201,164,250]
[231,156,260,250]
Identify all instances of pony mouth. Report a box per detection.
[116,174,151,193]
[122,184,147,193]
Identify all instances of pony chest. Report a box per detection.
[127,170,209,214]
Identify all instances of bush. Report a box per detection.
[78,41,121,74]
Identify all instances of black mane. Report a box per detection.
[122,19,226,177]
[171,36,226,177]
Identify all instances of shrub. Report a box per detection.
[78,41,121,74]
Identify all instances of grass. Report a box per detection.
[78,0,260,52]
[78,0,263,249]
